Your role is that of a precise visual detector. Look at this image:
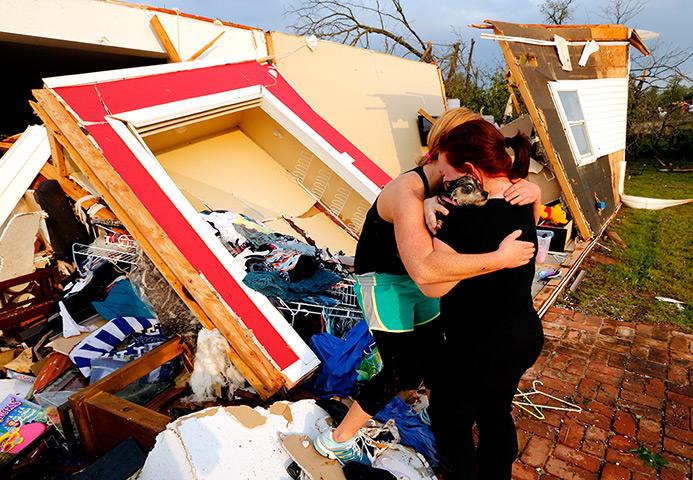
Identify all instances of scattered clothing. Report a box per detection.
[69,316,159,378]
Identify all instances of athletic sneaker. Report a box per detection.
[313,430,373,465]
[419,406,431,426]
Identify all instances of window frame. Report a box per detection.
[548,83,597,166]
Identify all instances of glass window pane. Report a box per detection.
[558,90,584,122]
[570,124,592,157]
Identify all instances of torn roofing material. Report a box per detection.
[476,21,648,240]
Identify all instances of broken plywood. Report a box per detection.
[270,31,447,178]
[479,21,647,240]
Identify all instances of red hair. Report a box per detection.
[438,119,531,180]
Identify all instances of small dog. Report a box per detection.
[436,175,489,230]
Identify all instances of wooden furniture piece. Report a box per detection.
[69,336,193,459]
[0,266,61,332]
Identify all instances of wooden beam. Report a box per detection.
[86,392,170,451]
[45,129,67,177]
[150,15,182,63]
[417,108,436,125]
[31,101,119,223]
[186,31,225,61]
[265,31,276,58]
[494,34,592,239]
[436,65,448,112]
[32,89,285,398]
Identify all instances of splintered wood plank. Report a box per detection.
[45,129,67,177]
[150,15,182,62]
[187,31,225,61]
[32,89,285,399]
[72,338,187,400]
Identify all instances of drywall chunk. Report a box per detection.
[138,400,333,480]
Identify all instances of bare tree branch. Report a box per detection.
[631,40,693,89]
[597,0,647,24]
[286,0,429,59]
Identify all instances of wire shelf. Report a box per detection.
[72,228,140,275]
[72,243,139,265]
[274,278,363,322]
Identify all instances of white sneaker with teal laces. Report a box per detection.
[313,430,374,465]
[419,406,431,426]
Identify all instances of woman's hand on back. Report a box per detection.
[504,179,542,222]
[503,179,540,206]
[497,230,536,268]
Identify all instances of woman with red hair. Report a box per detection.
[421,119,545,479]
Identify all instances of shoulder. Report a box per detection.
[377,170,425,222]
[381,170,426,201]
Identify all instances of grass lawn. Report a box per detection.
[557,159,693,332]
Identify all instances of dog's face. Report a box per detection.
[440,175,489,207]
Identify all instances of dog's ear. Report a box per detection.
[442,181,451,191]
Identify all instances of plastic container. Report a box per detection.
[536,230,554,264]
[34,390,79,437]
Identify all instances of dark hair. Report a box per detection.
[438,119,531,180]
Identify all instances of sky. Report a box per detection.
[126,0,693,81]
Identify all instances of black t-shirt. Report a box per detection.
[435,199,538,337]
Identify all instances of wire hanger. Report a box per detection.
[513,380,582,419]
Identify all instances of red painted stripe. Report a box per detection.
[56,62,391,187]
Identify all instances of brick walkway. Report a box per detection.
[512,307,693,480]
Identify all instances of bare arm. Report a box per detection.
[417,238,461,298]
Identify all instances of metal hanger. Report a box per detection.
[513,380,582,419]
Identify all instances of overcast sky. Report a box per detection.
[127,0,692,80]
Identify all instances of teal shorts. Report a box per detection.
[354,273,440,333]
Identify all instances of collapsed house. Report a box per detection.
[0,1,651,477]
[474,21,651,314]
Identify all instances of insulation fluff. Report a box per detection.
[186,328,247,402]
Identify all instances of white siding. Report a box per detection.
[549,78,629,165]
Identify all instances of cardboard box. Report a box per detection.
[538,220,573,252]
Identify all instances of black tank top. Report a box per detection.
[354,166,430,275]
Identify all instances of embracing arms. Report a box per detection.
[383,175,535,287]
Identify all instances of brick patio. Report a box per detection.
[512,307,693,480]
